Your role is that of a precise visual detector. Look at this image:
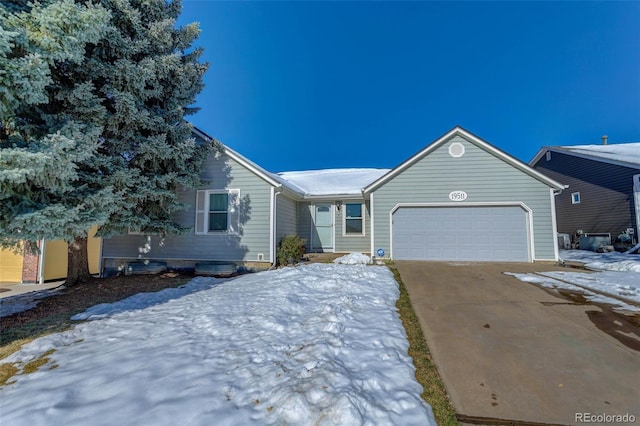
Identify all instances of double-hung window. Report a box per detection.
[208,193,229,231]
[195,189,240,234]
[344,203,364,235]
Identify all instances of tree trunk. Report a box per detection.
[66,236,91,286]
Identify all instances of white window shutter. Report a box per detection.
[228,189,240,234]
[195,190,206,234]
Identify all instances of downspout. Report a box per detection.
[634,175,640,243]
[366,190,375,260]
[550,188,562,262]
[37,238,45,284]
[270,186,282,267]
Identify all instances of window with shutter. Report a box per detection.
[194,189,241,234]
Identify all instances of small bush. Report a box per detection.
[277,235,306,266]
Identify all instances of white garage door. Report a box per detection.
[392,206,530,261]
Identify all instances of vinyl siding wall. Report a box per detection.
[297,202,314,249]
[533,152,638,237]
[371,135,557,260]
[334,200,371,253]
[102,152,274,263]
[276,194,297,242]
[295,200,372,253]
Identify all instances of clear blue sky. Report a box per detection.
[178,1,640,173]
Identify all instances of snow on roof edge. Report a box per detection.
[546,142,640,168]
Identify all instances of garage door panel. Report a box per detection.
[392,206,529,261]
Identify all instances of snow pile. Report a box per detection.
[506,271,640,312]
[0,286,64,318]
[0,264,435,426]
[560,249,640,272]
[333,252,372,265]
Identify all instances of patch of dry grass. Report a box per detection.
[0,362,19,386]
[23,349,57,374]
[1,348,58,387]
[392,267,459,425]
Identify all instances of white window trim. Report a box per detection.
[195,189,241,235]
[342,202,366,237]
[571,192,581,204]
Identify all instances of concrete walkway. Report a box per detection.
[395,261,640,425]
[0,281,64,299]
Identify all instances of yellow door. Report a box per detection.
[0,247,24,282]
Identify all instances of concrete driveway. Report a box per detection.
[395,261,640,425]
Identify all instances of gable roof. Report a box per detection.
[194,126,387,199]
[192,127,305,197]
[364,126,566,193]
[530,143,640,170]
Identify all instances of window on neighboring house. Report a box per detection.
[345,203,364,235]
[546,151,552,161]
[195,189,240,234]
[571,192,581,204]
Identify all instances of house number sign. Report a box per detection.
[449,191,468,201]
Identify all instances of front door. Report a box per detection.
[312,203,334,251]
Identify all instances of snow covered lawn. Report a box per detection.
[507,250,640,312]
[0,263,435,425]
[560,249,640,272]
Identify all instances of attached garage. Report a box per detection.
[364,127,567,263]
[392,205,531,261]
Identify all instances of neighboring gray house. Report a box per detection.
[530,141,640,247]
[101,126,565,274]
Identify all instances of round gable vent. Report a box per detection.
[448,142,465,158]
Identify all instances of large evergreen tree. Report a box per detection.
[0,0,114,280]
[1,0,216,285]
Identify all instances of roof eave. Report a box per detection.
[301,193,368,201]
[532,146,640,170]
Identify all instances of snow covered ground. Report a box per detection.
[0,263,435,426]
[559,249,640,272]
[508,250,640,312]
